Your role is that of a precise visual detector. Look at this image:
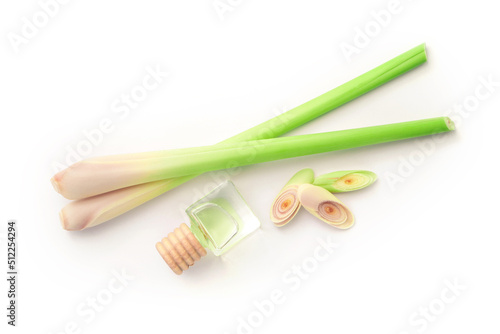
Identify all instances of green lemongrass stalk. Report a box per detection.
[57,44,427,230]
[270,168,314,227]
[313,170,377,192]
[54,117,454,200]
[227,43,427,143]
[298,184,354,229]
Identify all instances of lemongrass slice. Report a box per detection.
[297,184,354,229]
[313,170,377,192]
[270,168,314,227]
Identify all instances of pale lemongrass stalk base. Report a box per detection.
[60,177,193,230]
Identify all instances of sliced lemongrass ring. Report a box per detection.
[313,170,377,193]
[270,168,314,227]
[298,184,354,229]
[271,185,301,227]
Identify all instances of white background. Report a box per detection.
[1,1,499,333]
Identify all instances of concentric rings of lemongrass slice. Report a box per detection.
[313,170,377,193]
[298,184,354,229]
[270,185,301,226]
[318,201,348,223]
[333,172,374,191]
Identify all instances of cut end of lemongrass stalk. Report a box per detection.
[270,168,314,226]
[51,160,139,200]
[444,117,455,131]
[58,208,89,231]
[313,170,377,193]
[298,184,354,229]
[420,43,427,61]
[59,203,97,231]
[51,177,61,194]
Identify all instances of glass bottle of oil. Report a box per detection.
[156,180,260,275]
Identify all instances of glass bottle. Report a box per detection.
[156,180,260,275]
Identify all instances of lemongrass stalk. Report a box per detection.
[54,117,454,200]
[298,184,354,229]
[225,43,427,143]
[270,168,314,227]
[57,44,427,230]
[59,178,191,230]
[313,170,377,192]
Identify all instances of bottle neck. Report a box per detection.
[155,223,207,275]
[189,221,210,249]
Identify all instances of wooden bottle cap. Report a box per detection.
[156,223,207,275]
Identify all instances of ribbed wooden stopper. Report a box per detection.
[155,223,207,275]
